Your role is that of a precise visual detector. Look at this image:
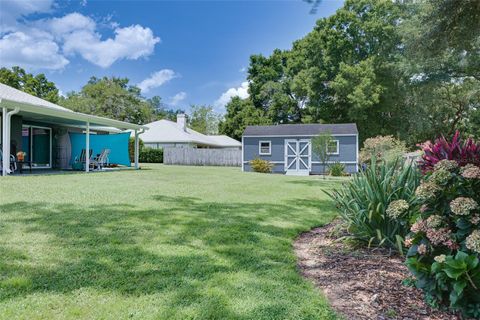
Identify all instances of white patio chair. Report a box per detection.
[90,149,110,170]
[0,149,17,173]
[74,149,93,170]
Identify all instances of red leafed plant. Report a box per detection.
[419,131,480,172]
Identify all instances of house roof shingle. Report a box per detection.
[243,123,358,136]
[207,135,242,147]
[138,119,241,147]
[0,82,72,112]
[0,83,146,130]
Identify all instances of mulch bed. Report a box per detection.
[294,221,462,320]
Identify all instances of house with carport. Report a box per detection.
[0,83,147,176]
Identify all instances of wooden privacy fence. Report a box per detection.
[164,147,242,167]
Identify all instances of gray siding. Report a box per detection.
[243,162,357,174]
[243,162,288,174]
[242,135,357,174]
[311,163,357,174]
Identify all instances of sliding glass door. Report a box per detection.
[22,125,52,168]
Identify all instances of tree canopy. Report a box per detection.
[59,76,158,125]
[2,0,478,145]
[219,97,270,140]
[0,66,60,103]
[188,105,221,135]
[146,95,185,122]
[221,0,480,145]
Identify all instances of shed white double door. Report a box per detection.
[284,139,311,175]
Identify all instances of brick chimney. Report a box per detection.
[176,113,187,131]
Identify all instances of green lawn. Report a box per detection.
[0,164,342,320]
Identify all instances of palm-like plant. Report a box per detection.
[326,158,421,252]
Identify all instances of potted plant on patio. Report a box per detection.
[16,151,26,162]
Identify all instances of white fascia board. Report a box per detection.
[1,99,147,130]
[311,161,357,164]
[242,133,358,138]
[243,161,285,164]
[356,134,359,171]
[243,160,358,164]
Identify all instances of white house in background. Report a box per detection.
[137,114,241,150]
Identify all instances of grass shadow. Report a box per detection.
[0,195,338,318]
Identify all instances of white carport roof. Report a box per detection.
[0,83,147,130]
[138,119,241,147]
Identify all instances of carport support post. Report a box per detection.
[2,107,7,176]
[85,122,90,173]
[134,129,139,169]
[1,106,19,176]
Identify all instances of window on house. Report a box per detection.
[327,140,339,155]
[259,141,271,155]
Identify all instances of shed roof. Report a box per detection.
[243,123,358,136]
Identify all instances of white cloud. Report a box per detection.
[169,92,187,105]
[137,69,178,93]
[0,31,69,70]
[38,13,160,68]
[0,0,54,31]
[0,11,160,70]
[214,81,250,109]
[42,12,96,37]
[62,23,160,68]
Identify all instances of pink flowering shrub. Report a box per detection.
[419,131,480,173]
[406,158,480,317]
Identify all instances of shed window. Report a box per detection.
[259,141,271,155]
[327,140,339,155]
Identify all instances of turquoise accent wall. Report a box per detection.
[69,132,131,166]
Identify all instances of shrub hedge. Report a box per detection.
[359,135,407,165]
[139,148,163,163]
[128,137,145,162]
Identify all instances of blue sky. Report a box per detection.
[0,0,344,112]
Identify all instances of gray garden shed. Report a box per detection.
[242,123,358,175]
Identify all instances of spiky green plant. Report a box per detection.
[328,162,346,176]
[326,158,421,252]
